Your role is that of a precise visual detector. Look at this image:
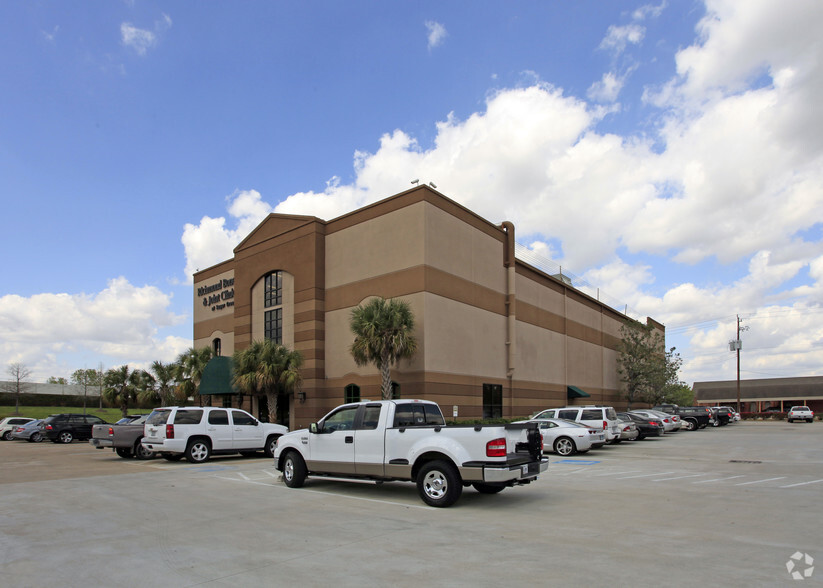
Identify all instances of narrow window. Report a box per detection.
[344,384,360,404]
[264,271,282,308]
[391,381,400,400]
[265,308,282,344]
[212,338,221,357]
[482,383,502,419]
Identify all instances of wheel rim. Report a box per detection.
[32,433,42,442]
[60,432,72,443]
[284,458,295,482]
[2,432,11,441]
[190,443,208,461]
[422,469,449,500]
[136,444,152,459]
[556,438,573,456]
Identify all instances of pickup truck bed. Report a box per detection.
[90,415,155,459]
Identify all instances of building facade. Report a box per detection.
[694,376,823,413]
[193,186,663,428]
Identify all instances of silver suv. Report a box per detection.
[531,405,620,444]
[142,407,288,463]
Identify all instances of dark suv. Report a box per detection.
[41,413,108,443]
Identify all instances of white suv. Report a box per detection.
[142,407,288,463]
[531,405,620,444]
[787,406,814,423]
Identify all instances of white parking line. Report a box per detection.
[693,475,745,484]
[262,470,279,477]
[237,472,250,481]
[779,479,823,488]
[617,471,675,480]
[652,473,707,482]
[734,477,786,486]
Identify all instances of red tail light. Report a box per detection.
[165,424,175,439]
[486,437,507,457]
[663,418,670,423]
[108,427,114,436]
[649,420,659,426]
[603,420,608,431]
[45,424,53,431]
[623,426,630,432]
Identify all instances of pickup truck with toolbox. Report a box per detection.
[89,414,155,459]
[273,399,548,507]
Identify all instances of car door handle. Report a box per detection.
[345,436,353,443]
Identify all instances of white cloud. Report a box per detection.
[120,13,172,56]
[425,20,447,51]
[599,24,645,55]
[0,278,189,380]
[178,2,823,385]
[587,72,625,102]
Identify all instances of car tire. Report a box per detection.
[185,439,211,463]
[553,437,576,456]
[282,451,307,488]
[1,431,12,441]
[134,441,154,460]
[116,447,133,459]
[58,431,74,443]
[472,483,505,494]
[712,419,720,427]
[636,433,645,440]
[264,435,280,458]
[417,460,462,508]
[30,432,43,443]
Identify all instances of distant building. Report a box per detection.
[193,185,664,428]
[694,376,823,412]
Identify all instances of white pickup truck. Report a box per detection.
[273,399,548,507]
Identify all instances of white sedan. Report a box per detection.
[515,418,602,456]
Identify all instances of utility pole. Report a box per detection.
[731,315,749,414]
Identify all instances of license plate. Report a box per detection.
[522,465,529,476]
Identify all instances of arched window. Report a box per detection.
[212,338,221,357]
[264,271,283,343]
[391,381,400,400]
[344,384,360,404]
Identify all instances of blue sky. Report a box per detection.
[2,1,822,387]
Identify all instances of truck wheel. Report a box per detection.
[58,431,74,444]
[185,439,211,463]
[134,440,155,460]
[264,435,280,458]
[472,483,505,494]
[417,460,462,507]
[553,437,576,456]
[685,419,697,431]
[282,451,307,488]
[115,447,133,459]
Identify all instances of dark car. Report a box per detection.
[618,412,665,439]
[709,407,732,427]
[653,405,712,430]
[41,413,108,443]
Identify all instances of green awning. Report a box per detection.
[567,385,591,399]
[199,356,238,395]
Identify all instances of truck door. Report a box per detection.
[354,404,384,476]
[308,405,358,475]
[206,410,233,450]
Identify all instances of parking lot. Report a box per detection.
[0,421,820,587]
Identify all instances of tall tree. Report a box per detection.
[103,365,151,418]
[175,347,213,404]
[71,368,102,412]
[616,321,665,408]
[349,297,418,400]
[233,339,303,423]
[3,363,32,415]
[148,360,178,406]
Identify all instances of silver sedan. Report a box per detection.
[515,418,601,456]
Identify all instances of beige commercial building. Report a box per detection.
[193,185,664,428]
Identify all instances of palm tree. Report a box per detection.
[103,365,144,418]
[175,346,213,404]
[148,360,177,406]
[350,297,418,400]
[232,339,303,423]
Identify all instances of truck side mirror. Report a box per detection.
[309,422,318,434]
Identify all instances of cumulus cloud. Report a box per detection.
[587,72,625,102]
[0,278,189,380]
[425,20,447,51]
[179,1,823,384]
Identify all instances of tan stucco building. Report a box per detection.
[193,185,664,428]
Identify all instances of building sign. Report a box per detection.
[198,278,235,312]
